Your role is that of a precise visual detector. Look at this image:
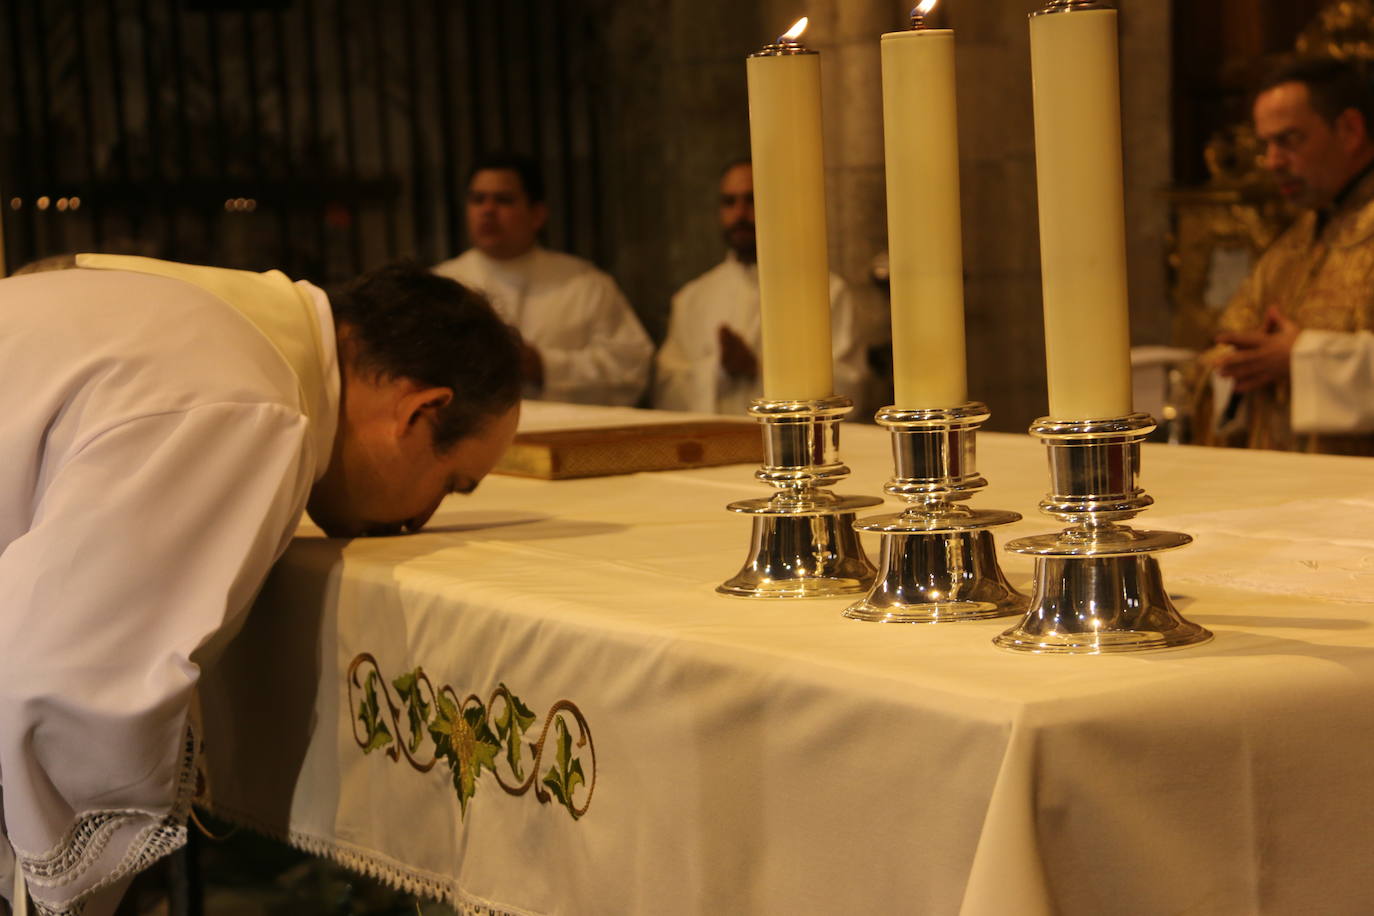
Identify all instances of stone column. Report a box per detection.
[601,1,761,344]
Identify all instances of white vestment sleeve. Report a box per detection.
[1290,329,1374,434]
[829,278,866,403]
[654,288,721,413]
[538,274,653,406]
[0,402,313,916]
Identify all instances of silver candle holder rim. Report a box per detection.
[876,403,991,429]
[749,395,852,419]
[1030,412,1154,441]
[1031,0,1114,16]
[856,506,1022,535]
[1008,524,1192,558]
[751,25,815,58]
[751,44,818,57]
[730,492,883,518]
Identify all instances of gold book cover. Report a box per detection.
[495,421,762,480]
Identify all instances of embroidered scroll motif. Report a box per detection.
[347,653,596,820]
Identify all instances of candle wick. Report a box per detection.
[910,0,938,28]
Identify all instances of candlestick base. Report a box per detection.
[994,414,1212,653]
[843,404,1027,623]
[718,397,881,599]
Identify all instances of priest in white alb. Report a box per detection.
[433,153,654,407]
[0,258,522,916]
[654,160,866,414]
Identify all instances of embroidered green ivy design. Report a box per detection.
[493,690,536,781]
[350,654,595,821]
[430,693,500,814]
[358,671,393,753]
[541,716,586,810]
[392,669,429,755]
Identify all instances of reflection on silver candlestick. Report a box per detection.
[1033,0,1111,14]
[995,414,1212,653]
[844,403,1026,623]
[718,397,882,598]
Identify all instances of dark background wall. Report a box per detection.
[0,0,1336,429]
[1172,0,1331,185]
[0,0,612,281]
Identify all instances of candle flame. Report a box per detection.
[781,17,808,41]
[916,0,938,15]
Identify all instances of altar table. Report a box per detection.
[198,402,1374,915]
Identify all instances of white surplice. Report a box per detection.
[433,247,652,407]
[653,252,865,414]
[1291,328,1374,434]
[0,257,339,916]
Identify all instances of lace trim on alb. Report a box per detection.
[207,801,533,916]
[16,725,198,916]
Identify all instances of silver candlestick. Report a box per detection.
[995,414,1212,653]
[844,403,1026,622]
[718,397,882,598]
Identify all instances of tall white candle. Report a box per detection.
[747,19,835,402]
[1029,6,1132,420]
[882,11,968,408]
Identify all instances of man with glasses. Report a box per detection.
[1207,57,1374,453]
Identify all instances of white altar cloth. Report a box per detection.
[198,403,1374,915]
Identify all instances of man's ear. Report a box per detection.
[531,201,549,234]
[1336,107,1369,151]
[396,386,455,438]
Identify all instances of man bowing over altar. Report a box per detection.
[0,257,522,916]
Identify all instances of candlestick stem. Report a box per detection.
[995,414,1212,652]
[719,397,881,598]
[844,404,1026,623]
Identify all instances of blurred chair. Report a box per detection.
[1131,345,1200,444]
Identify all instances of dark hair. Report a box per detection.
[12,253,78,274]
[328,262,523,451]
[720,157,752,180]
[1258,57,1374,129]
[468,151,545,204]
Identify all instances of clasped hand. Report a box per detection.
[718,325,758,380]
[1213,306,1300,393]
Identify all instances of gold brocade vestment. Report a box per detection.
[1208,168,1374,455]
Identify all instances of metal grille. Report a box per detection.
[0,0,608,283]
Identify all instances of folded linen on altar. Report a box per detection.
[1152,497,1374,603]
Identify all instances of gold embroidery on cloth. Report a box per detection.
[347,653,596,820]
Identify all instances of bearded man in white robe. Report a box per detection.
[653,160,866,415]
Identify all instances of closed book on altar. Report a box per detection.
[494,421,762,479]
